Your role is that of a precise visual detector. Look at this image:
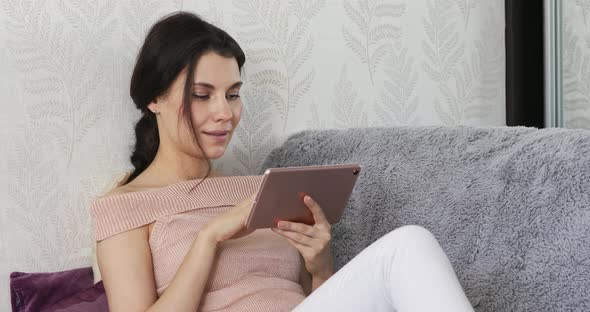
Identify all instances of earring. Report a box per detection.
[151,109,160,115]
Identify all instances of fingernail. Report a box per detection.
[304,195,310,202]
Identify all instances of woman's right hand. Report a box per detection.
[201,193,257,244]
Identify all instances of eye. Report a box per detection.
[192,94,209,100]
[227,93,241,100]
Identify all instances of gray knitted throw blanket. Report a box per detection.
[259,126,590,312]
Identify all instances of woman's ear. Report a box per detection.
[147,98,159,114]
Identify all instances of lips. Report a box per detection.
[204,130,229,143]
[203,130,230,136]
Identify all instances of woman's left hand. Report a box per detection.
[271,195,334,279]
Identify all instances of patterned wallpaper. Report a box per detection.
[0,0,505,306]
[563,0,590,129]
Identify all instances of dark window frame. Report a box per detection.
[505,0,545,127]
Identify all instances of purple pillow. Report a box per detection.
[42,281,107,312]
[10,266,108,312]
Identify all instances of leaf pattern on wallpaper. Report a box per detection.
[422,0,463,85]
[231,78,277,175]
[306,101,327,130]
[2,123,90,271]
[120,0,183,71]
[333,66,368,128]
[453,0,479,27]
[377,47,419,125]
[442,39,502,124]
[342,0,404,85]
[1,0,125,272]
[4,0,117,166]
[204,0,224,28]
[563,25,590,129]
[233,0,325,132]
[423,0,501,125]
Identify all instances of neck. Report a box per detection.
[143,146,217,186]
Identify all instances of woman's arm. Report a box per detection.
[97,226,218,312]
[97,192,257,312]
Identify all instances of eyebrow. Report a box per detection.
[193,81,243,90]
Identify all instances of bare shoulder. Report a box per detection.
[98,169,225,200]
[98,178,154,199]
[103,186,131,197]
[94,171,135,199]
[97,184,136,199]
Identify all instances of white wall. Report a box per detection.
[0,0,505,307]
[563,0,590,129]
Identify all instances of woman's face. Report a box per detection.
[150,51,243,160]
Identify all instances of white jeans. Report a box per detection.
[293,225,474,312]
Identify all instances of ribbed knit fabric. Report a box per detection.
[90,175,306,311]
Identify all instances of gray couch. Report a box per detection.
[259,126,590,312]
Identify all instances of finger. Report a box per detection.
[303,195,330,226]
[272,228,314,247]
[277,221,317,237]
[274,229,314,253]
[242,193,257,214]
[273,224,330,252]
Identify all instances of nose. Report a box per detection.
[211,95,232,121]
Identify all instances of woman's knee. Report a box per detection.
[386,225,437,245]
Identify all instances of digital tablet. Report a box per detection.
[244,164,362,230]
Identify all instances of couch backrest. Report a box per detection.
[260,126,590,312]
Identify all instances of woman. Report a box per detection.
[91,11,474,312]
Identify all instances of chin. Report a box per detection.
[204,146,228,159]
